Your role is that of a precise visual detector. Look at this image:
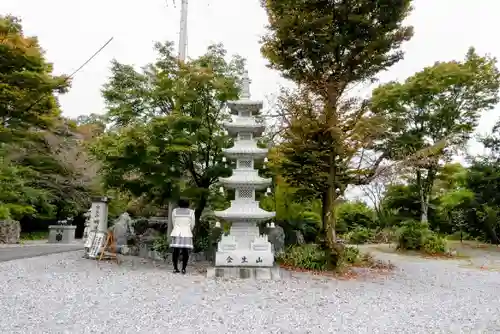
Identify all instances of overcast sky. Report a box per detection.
[2,0,500,154]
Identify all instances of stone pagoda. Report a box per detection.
[213,70,276,268]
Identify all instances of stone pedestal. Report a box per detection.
[48,225,76,244]
[206,266,283,280]
[215,233,274,267]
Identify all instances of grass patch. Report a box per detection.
[369,243,470,260]
[20,231,49,241]
[277,244,395,278]
[447,240,500,251]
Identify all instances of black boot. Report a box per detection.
[172,248,180,273]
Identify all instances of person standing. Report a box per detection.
[170,198,195,274]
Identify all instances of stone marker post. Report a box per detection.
[84,196,110,258]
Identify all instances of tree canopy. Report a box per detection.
[93,42,244,229]
[260,0,414,245]
[0,15,95,223]
[371,48,500,223]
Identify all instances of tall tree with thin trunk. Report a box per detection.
[260,0,414,246]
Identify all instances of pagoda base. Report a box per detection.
[215,249,274,267]
[206,266,282,280]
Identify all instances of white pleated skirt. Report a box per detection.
[170,236,193,249]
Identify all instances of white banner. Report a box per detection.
[84,231,96,248]
[88,232,106,258]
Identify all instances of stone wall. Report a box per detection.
[0,220,21,244]
[119,244,208,264]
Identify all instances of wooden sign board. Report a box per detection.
[88,232,106,258]
[98,231,119,264]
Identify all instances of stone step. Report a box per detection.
[206,266,284,280]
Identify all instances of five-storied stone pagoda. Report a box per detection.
[213,70,276,269]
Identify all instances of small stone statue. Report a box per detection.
[111,212,134,246]
[268,224,285,254]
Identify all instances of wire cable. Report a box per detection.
[23,37,114,114]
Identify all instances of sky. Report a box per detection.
[2,0,500,147]
[2,0,500,187]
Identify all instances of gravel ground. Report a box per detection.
[1,250,499,334]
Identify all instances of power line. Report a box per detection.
[66,37,114,80]
[23,37,114,114]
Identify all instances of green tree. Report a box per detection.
[0,154,52,220]
[462,122,500,243]
[336,201,376,233]
[0,15,68,144]
[93,42,243,231]
[371,48,500,224]
[0,15,93,223]
[260,0,414,246]
[260,174,322,243]
[381,183,421,222]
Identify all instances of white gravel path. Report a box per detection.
[1,250,499,334]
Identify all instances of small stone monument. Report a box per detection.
[48,218,76,244]
[110,212,134,246]
[268,224,285,254]
[207,69,280,280]
[84,196,110,258]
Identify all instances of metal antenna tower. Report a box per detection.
[178,0,188,61]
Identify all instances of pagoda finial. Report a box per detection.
[240,70,251,99]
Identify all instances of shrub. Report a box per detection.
[20,231,49,241]
[193,235,210,252]
[344,227,397,245]
[132,218,150,235]
[397,219,447,254]
[336,201,376,233]
[346,227,373,244]
[277,243,366,271]
[152,234,170,260]
[396,220,429,250]
[423,234,447,254]
[194,220,224,254]
[342,246,361,264]
[298,211,322,243]
[372,228,397,244]
[277,244,331,271]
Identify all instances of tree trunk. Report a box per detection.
[416,168,436,224]
[321,191,329,231]
[190,191,210,252]
[166,200,176,243]
[323,152,337,247]
[194,192,207,225]
[324,185,337,246]
[420,194,429,223]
